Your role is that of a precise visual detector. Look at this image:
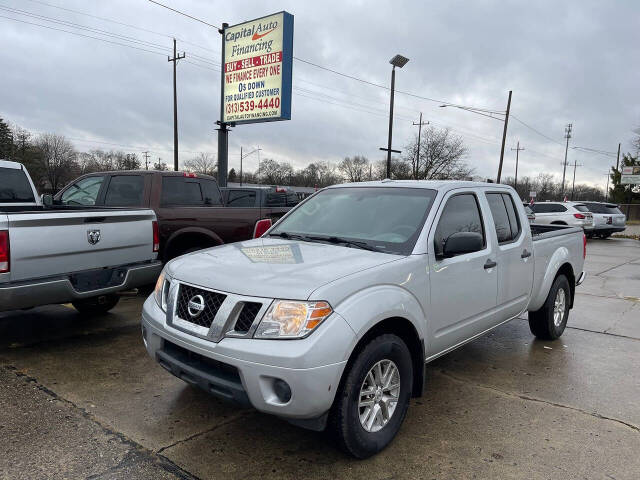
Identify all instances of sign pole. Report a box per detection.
[218,23,230,187]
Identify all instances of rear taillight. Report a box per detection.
[275,186,286,193]
[573,213,585,219]
[183,172,198,178]
[253,218,272,238]
[152,221,160,252]
[0,230,9,273]
[583,233,587,259]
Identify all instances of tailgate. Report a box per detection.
[8,209,157,282]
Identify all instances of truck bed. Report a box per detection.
[530,223,582,239]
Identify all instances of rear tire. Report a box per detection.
[72,294,120,315]
[328,334,412,458]
[528,274,570,340]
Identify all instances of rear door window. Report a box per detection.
[161,177,203,205]
[60,176,104,205]
[434,193,485,256]
[200,179,222,205]
[0,168,35,203]
[486,193,512,243]
[104,175,144,206]
[227,190,256,207]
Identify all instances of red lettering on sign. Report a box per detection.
[225,51,282,72]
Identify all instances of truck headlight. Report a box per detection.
[254,300,333,339]
[153,270,170,312]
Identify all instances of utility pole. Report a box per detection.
[604,173,610,202]
[496,90,512,183]
[615,142,621,174]
[240,146,243,186]
[561,123,572,198]
[142,151,150,170]
[510,141,524,190]
[168,38,185,172]
[412,113,429,179]
[570,159,583,200]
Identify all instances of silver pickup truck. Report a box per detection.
[0,160,162,313]
[141,180,586,458]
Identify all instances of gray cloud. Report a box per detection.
[1,0,638,189]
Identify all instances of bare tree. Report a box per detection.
[404,126,472,180]
[184,152,216,176]
[256,158,294,184]
[36,133,77,191]
[373,157,412,180]
[338,155,369,182]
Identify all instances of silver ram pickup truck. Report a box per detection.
[141,180,586,458]
[0,160,162,313]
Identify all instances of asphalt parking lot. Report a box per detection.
[1,238,639,480]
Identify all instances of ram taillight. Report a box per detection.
[152,221,160,252]
[183,172,198,178]
[0,230,9,273]
[253,218,272,238]
[573,213,586,219]
[583,233,587,259]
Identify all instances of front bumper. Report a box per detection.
[141,295,354,424]
[0,260,162,312]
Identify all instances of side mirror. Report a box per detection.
[41,194,53,207]
[442,232,483,258]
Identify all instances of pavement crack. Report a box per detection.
[595,257,640,276]
[156,411,251,454]
[435,369,640,434]
[565,325,640,341]
[2,365,202,480]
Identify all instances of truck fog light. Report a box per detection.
[273,379,292,403]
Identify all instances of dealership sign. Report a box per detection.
[222,12,293,124]
[621,166,640,184]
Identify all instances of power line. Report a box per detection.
[510,115,564,146]
[0,4,221,67]
[22,0,219,54]
[0,14,168,56]
[147,0,219,29]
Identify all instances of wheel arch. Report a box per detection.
[341,317,425,399]
[164,227,223,261]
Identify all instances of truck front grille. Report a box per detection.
[175,284,226,329]
[233,302,263,333]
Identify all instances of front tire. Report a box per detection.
[528,274,570,340]
[328,334,412,458]
[72,294,120,315]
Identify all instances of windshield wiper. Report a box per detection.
[306,235,384,253]
[268,231,309,241]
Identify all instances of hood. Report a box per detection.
[166,238,401,300]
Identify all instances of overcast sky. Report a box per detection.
[1,0,638,188]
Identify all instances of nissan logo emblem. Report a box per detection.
[187,295,205,318]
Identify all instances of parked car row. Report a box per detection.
[0,160,161,313]
[523,200,626,238]
[1,162,301,313]
[53,170,299,261]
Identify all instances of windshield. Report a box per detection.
[269,187,437,255]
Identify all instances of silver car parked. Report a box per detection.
[581,202,626,238]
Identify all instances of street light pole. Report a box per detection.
[380,54,409,179]
[386,66,396,179]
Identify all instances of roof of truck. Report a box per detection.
[326,179,513,190]
[0,160,23,169]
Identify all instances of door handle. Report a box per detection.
[521,249,532,259]
[484,259,497,269]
